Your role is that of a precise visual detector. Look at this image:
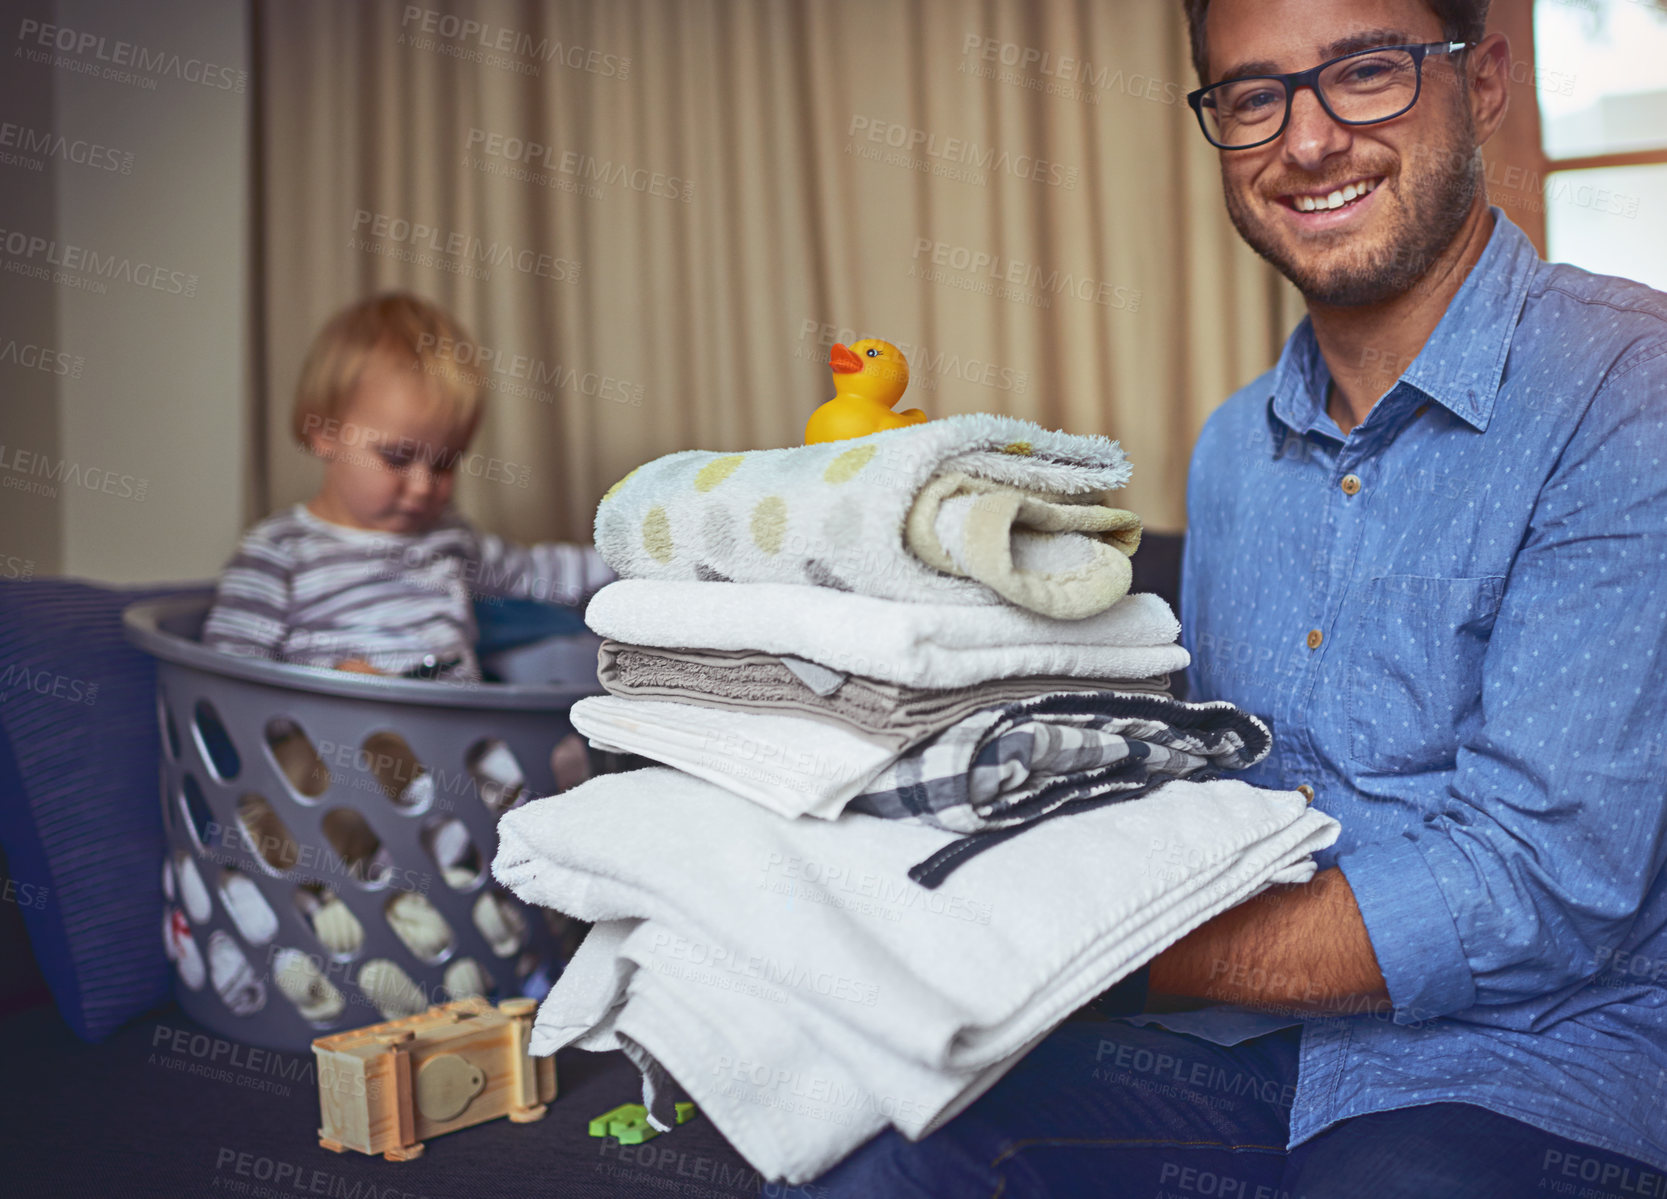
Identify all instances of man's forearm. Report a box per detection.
[1147,868,1391,1015]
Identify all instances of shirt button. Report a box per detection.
[1340,474,1362,496]
[1297,784,1315,803]
[1306,629,1323,650]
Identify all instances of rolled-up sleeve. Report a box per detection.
[1340,348,1667,1023]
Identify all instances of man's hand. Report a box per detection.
[1148,868,1391,1017]
[333,658,386,675]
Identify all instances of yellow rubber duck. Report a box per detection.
[804,338,927,444]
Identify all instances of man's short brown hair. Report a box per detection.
[1181,1,1491,85]
[290,292,484,447]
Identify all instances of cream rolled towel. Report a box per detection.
[593,413,1139,617]
[906,472,1142,620]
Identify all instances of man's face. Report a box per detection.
[1204,0,1482,306]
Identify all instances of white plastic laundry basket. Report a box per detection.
[125,592,602,1053]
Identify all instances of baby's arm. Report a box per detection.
[469,531,616,606]
[202,534,293,661]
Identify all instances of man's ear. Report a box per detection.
[1467,32,1511,147]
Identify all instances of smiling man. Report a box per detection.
[815,0,1667,1195]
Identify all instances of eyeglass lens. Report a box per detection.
[1201,49,1421,147]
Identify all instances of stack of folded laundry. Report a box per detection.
[497,770,1336,1183]
[578,581,1278,884]
[492,414,1340,1182]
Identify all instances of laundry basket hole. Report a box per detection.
[320,808,393,887]
[158,692,180,760]
[357,958,430,1021]
[272,946,347,1025]
[180,773,217,850]
[443,957,492,1001]
[466,738,528,815]
[163,907,205,990]
[207,930,267,1017]
[295,883,365,958]
[266,718,330,799]
[472,889,528,958]
[238,794,301,874]
[217,867,278,946]
[194,699,241,781]
[360,731,431,813]
[385,891,455,963]
[422,819,484,890]
[175,852,212,924]
[550,732,593,793]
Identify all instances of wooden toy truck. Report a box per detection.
[312,997,557,1160]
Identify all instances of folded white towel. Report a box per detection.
[584,581,1188,688]
[494,768,1339,1181]
[536,918,1038,1184]
[570,695,898,819]
[496,767,1331,1071]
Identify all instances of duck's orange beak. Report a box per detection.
[830,343,863,374]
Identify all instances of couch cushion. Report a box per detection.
[0,578,201,1041]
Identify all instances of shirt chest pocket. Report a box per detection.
[1344,574,1505,774]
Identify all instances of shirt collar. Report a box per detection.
[1265,207,1539,453]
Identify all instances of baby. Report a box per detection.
[203,292,614,682]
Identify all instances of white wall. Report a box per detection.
[0,0,250,583]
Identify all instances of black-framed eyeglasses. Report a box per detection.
[1187,41,1473,150]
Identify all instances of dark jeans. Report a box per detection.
[812,1016,1660,1198]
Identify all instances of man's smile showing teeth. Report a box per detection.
[1285,177,1382,213]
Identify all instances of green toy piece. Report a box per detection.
[587,1101,697,1144]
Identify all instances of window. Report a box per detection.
[1532,0,1667,289]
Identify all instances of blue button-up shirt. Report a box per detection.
[1175,209,1667,1167]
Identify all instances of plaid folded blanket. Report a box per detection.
[849,691,1271,886]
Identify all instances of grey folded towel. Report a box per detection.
[596,639,1170,750]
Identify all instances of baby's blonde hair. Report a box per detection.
[291,292,484,447]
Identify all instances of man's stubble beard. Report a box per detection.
[1220,102,1483,307]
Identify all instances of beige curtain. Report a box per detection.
[257,0,1301,542]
